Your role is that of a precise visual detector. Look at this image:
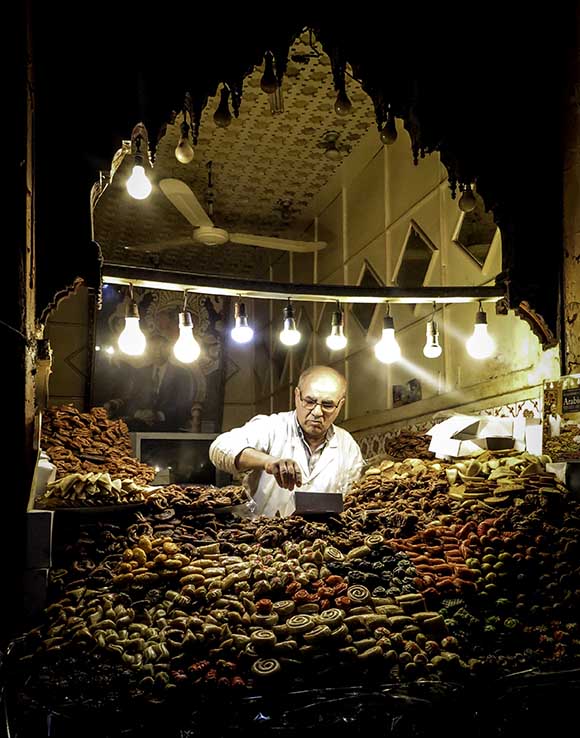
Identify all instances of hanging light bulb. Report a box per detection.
[326,303,347,350]
[334,87,353,116]
[459,184,477,212]
[173,310,201,363]
[126,134,152,200]
[321,131,342,160]
[126,164,152,199]
[231,300,254,343]
[279,299,301,346]
[374,306,401,364]
[260,52,278,94]
[466,301,495,359]
[423,305,442,358]
[213,86,233,128]
[175,118,194,164]
[118,288,147,356]
[380,109,398,145]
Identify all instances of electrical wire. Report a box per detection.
[0,319,28,342]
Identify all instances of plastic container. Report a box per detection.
[34,450,56,500]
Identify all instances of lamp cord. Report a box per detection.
[0,319,29,342]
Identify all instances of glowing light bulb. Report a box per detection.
[280,321,300,346]
[279,301,300,346]
[334,88,353,116]
[118,300,146,356]
[174,121,194,164]
[374,315,401,364]
[466,306,495,359]
[231,302,254,344]
[326,309,347,351]
[423,319,442,358]
[326,327,347,350]
[126,164,152,200]
[105,346,115,355]
[173,311,201,363]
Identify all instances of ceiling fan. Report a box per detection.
[158,178,327,253]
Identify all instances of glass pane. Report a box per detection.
[351,264,383,334]
[455,196,497,267]
[396,226,434,288]
[140,437,216,484]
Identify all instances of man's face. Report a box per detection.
[294,372,345,439]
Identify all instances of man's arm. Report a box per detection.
[209,415,302,490]
[209,416,272,475]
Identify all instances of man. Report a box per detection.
[210,365,364,517]
[106,334,195,431]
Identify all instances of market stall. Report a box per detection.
[4,403,580,736]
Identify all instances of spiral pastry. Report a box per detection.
[347,584,371,604]
[319,608,344,628]
[250,629,277,653]
[329,623,349,640]
[251,658,281,677]
[286,614,316,635]
[364,533,384,548]
[245,642,258,658]
[272,600,295,617]
[251,612,279,627]
[303,624,332,643]
[324,546,345,562]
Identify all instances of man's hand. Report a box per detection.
[264,458,302,490]
[103,399,122,415]
[134,409,156,425]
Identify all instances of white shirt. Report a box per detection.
[295,417,332,472]
[209,410,364,517]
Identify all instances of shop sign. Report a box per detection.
[542,375,580,462]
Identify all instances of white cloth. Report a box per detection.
[209,410,364,517]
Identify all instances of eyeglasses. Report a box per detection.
[298,389,343,413]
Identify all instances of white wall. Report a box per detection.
[45,287,91,409]
[250,121,561,439]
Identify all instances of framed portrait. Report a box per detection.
[91,284,230,433]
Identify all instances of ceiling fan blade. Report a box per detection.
[159,178,214,228]
[228,233,327,252]
[122,237,194,253]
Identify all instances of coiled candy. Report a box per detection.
[347,584,371,604]
[251,658,281,677]
[286,614,316,635]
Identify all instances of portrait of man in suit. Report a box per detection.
[94,285,228,435]
[105,334,195,431]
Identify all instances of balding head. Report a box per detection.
[298,365,347,396]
